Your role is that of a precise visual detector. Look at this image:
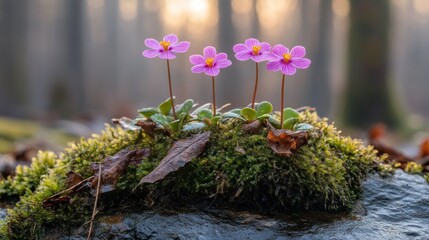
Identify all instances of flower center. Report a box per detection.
[205,58,214,67]
[282,53,292,64]
[160,41,170,51]
[252,45,261,55]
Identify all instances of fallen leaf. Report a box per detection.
[419,138,429,158]
[112,117,140,131]
[266,124,309,157]
[43,175,93,208]
[65,171,84,189]
[370,140,412,164]
[138,132,210,185]
[242,120,261,134]
[42,196,71,208]
[91,148,150,194]
[134,120,157,137]
[368,123,386,141]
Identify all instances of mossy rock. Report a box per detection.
[0,111,381,239]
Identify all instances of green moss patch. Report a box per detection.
[0,112,381,239]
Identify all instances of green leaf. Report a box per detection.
[176,99,194,114]
[150,113,170,127]
[183,122,206,131]
[190,103,211,116]
[240,107,257,121]
[169,119,181,132]
[283,108,300,121]
[211,116,221,125]
[257,114,271,120]
[138,108,159,118]
[282,117,299,130]
[268,116,280,129]
[229,108,242,115]
[256,101,273,117]
[294,123,314,131]
[166,116,174,123]
[158,97,176,115]
[222,112,245,121]
[196,109,213,120]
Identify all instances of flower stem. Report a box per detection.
[251,62,259,109]
[280,74,285,128]
[166,59,177,119]
[211,76,216,115]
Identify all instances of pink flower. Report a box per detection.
[266,45,311,75]
[142,34,190,59]
[189,46,232,76]
[233,38,271,62]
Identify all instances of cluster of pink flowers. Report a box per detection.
[142,34,311,77]
[142,34,311,124]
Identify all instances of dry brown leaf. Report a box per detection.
[138,132,210,186]
[370,140,412,164]
[42,196,71,208]
[242,120,262,134]
[419,138,429,158]
[65,171,84,189]
[266,124,308,157]
[134,120,157,137]
[91,148,150,194]
[368,123,386,141]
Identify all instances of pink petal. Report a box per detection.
[205,67,220,76]
[266,60,282,72]
[235,51,252,61]
[163,34,178,45]
[260,42,271,52]
[216,59,232,68]
[142,49,160,58]
[281,63,296,75]
[250,54,266,63]
[268,52,282,61]
[159,51,176,59]
[291,46,306,59]
[145,38,161,50]
[191,64,206,73]
[215,53,228,61]
[291,58,311,69]
[171,41,190,53]
[203,46,217,58]
[245,38,260,49]
[189,54,205,65]
[233,43,248,53]
[272,44,289,57]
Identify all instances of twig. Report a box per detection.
[43,176,94,203]
[87,163,102,240]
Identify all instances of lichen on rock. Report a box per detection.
[0,111,381,239]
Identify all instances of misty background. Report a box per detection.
[0,0,428,132]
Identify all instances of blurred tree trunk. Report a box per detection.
[308,0,332,117]
[65,0,85,115]
[218,0,240,106]
[0,0,28,117]
[343,0,401,128]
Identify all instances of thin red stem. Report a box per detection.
[166,59,177,119]
[211,76,216,115]
[280,74,285,128]
[251,62,259,109]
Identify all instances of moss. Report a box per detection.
[0,151,57,197]
[0,112,381,239]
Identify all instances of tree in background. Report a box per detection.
[343,0,402,129]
